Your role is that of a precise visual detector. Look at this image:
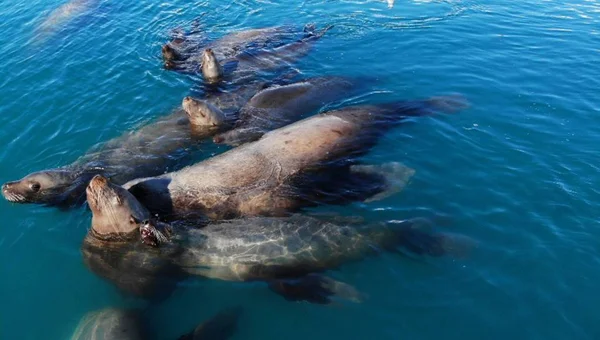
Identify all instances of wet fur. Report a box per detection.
[1,78,277,207]
[212,75,361,146]
[125,97,466,221]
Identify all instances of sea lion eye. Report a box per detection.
[29,182,41,192]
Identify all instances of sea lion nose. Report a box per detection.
[213,135,224,144]
[90,175,107,185]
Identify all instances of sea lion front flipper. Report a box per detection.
[178,306,243,340]
[350,161,416,203]
[213,127,265,146]
[386,219,478,259]
[302,161,414,206]
[267,274,364,305]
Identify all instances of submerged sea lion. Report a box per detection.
[70,305,243,340]
[1,75,282,207]
[210,75,363,146]
[84,175,475,304]
[162,24,311,71]
[32,0,100,45]
[70,308,144,340]
[124,95,468,221]
[198,24,333,84]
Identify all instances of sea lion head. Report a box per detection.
[86,175,150,239]
[2,168,98,205]
[161,43,180,62]
[182,96,226,127]
[200,48,223,83]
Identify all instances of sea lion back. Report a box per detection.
[69,308,144,340]
[177,215,366,280]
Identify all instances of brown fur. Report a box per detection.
[124,99,445,221]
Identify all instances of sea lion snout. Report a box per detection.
[2,181,27,203]
[164,60,176,70]
[2,182,11,192]
[213,135,224,144]
[89,174,108,187]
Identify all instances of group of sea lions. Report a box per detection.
[6,18,475,340]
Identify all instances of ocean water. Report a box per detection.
[1,0,599,338]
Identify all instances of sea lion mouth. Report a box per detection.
[213,135,225,144]
[85,175,112,210]
[164,60,176,70]
[2,182,27,203]
[86,175,108,194]
[139,221,170,248]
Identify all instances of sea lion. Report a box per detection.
[82,174,185,300]
[82,174,358,303]
[210,75,364,146]
[1,74,290,207]
[32,0,100,45]
[84,175,475,304]
[70,305,243,340]
[124,95,468,221]
[198,24,333,85]
[162,24,318,73]
[69,308,145,340]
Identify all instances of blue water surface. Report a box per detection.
[1,0,599,339]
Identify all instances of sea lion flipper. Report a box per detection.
[268,274,364,305]
[386,219,478,259]
[350,161,416,203]
[179,306,243,340]
[425,94,470,114]
[213,127,265,146]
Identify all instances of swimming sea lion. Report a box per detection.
[124,95,468,221]
[69,308,145,340]
[1,75,287,207]
[84,175,474,304]
[210,75,363,146]
[82,174,185,300]
[69,305,243,340]
[163,24,313,72]
[32,0,100,45]
[198,24,333,84]
[83,174,359,303]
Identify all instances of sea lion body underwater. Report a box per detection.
[198,24,334,85]
[32,0,100,45]
[83,175,474,304]
[124,95,468,221]
[1,75,285,207]
[210,75,365,146]
[162,24,314,71]
[70,305,243,340]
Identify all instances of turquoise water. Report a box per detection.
[1,0,599,338]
